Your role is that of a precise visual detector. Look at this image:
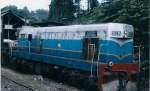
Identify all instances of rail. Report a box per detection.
[2,75,35,91]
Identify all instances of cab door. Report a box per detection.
[34,33,42,53]
[83,31,99,61]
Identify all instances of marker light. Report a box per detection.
[108,61,114,67]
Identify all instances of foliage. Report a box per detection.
[2,5,18,14]
[48,0,99,23]
[30,9,49,23]
[2,5,49,23]
[88,0,99,10]
[48,0,75,23]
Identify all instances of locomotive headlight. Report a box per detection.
[108,61,114,67]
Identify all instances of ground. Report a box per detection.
[1,63,149,91]
[1,67,83,91]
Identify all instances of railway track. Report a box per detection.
[2,75,35,91]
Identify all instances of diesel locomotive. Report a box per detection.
[3,23,140,91]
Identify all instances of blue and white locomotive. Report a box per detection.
[11,23,139,91]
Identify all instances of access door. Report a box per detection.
[34,34,42,53]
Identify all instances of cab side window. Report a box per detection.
[20,34,26,39]
[28,34,32,41]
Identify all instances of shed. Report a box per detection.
[1,10,25,40]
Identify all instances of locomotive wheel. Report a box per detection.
[83,77,97,91]
[1,53,8,67]
[34,62,42,74]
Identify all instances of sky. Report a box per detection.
[0,0,102,11]
[0,0,51,11]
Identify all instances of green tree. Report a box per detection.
[18,6,30,23]
[88,0,99,10]
[2,6,49,23]
[1,5,18,13]
[74,0,81,18]
[48,0,75,23]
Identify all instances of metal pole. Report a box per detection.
[97,51,100,77]
[134,45,141,71]
[10,46,12,57]
[8,13,10,39]
[0,9,1,86]
[139,46,140,62]
[87,0,90,11]
[0,9,2,33]
[139,46,141,71]
[29,41,31,53]
[8,30,10,39]
[90,44,95,77]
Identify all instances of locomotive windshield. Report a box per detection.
[124,25,134,38]
[110,24,134,38]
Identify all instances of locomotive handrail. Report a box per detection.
[97,51,100,77]
[88,44,96,77]
[28,41,31,53]
[134,45,142,71]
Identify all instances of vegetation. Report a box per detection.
[48,0,75,23]
[2,5,49,23]
[87,0,99,10]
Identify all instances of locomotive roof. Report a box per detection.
[20,23,133,34]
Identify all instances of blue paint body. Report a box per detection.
[14,38,134,72]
